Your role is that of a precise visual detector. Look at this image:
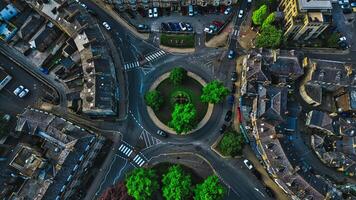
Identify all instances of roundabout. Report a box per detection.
[145,69,214,135]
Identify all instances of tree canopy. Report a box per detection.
[252,5,268,26]
[100,182,133,200]
[200,80,229,104]
[169,103,197,134]
[219,131,244,157]
[125,168,159,200]
[169,67,187,85]
[261,12,276,30]
[144,90,164,111]
[162,165,192,200]
[255,25,282,48]
[194,175,226,200]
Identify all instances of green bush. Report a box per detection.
[125,168,159,200]
[255,25,282,48]
[144,90,164,111]
[218,131,244,157]
[162,165,192,200]
[169,67,187,85]
[169,103,197,134]
[160,34,195,48]
[252,5,268,26]
[200,80,229,104]
[194,175,226,200]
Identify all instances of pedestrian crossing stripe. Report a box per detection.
[124,61,140,70]
[144,50,166,62]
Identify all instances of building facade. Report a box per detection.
[103,0,237,11]
[279,0,332,41]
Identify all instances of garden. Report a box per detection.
[144,67,229,134]
[160,34,195,48]
[100,163,226,200]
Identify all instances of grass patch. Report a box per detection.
[160,34,195,48]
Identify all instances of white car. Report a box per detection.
[243,159,254,170]
[13,85,24,96]
[18,88,29,98]
[204,27,213,34]
[80,3,87,9]
[179,22,187,31]
[238,10,244,18]
[153,7,158,17]
[148,9,153,18]
[102,22,111,30]
[224,7,232,15]
[340,36,347,41]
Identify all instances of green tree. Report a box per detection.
[169,103,197,134]
[125,168,159,200]
[255,25,282,48]
[144,90,164,111]
[262,12,276,30]
[219,131,244,157]
[252,5,268,26]
[162,165,192,200]
[200,80,229,104]
[169,67,187,85]
[194,175,226,200]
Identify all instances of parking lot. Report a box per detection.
[0,53,52,115]
[333,1,356,50]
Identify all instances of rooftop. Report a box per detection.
[298,0,332,11]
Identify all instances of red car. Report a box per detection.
[237,106,242,123]
[212,21,224,28]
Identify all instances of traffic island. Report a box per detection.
[159,34,196,53]
[145,69,214,135]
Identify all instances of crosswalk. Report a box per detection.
[133,154,146,167]
[144,50,166,62]
[139,130,161,148]
[123,61,140,70]
[118,143,133,157]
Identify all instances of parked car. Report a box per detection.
[153,7,158,17]
[351,2,356,7]
[225,110,232,122]
[102,22,111,30]
[231,84,236,93]
[18,88,29,98]
[156,130,168,137]
[188,4,194,16]
[265,187,275,198]
[168,22,175,31]
[231,72,238,82]
[219,124,227,134]
[209,24,218,32]
[243,159,254,170]
[80,3,87,9]
[173,22,180,31]
[185,22,193,31]
[204,27,213,34]
[13,85,24,96]
[179,22,187,31]
[227,95,235,106]
[148,9,153,18]
[39,67,49,75]
[224,7,232,15]
[238,10,244,18]
[212,21,224,28]
[88,9,97,16]
[161,23,170,31]
[227,50,235,59]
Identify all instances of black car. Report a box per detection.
[161,23,170,31]
[231,72,238,82]
[168,22,175,31]
[225,110,232,122]
[231,84,236,93]
[265,187,275,198]
[219,124,227,134]
[156,130,168,137]
[138,24,149,30]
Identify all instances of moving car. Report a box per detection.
[13,85,24,96]
[18,88,29,98]
[225,110,232,122]
[238,10,244,18]
[231,72,238,82]
[224,7,232,15]
[153,7,158,17]
[156,130,168,137]
[228,50,235,59]
[102,22,111,30]
[243,159,254,170]
[148,9,153,18]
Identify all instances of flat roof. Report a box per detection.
[298,0,332,10]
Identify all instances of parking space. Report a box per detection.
[120,7,236,34]
[0,53,52,115]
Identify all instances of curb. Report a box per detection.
[147,71,214,135]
